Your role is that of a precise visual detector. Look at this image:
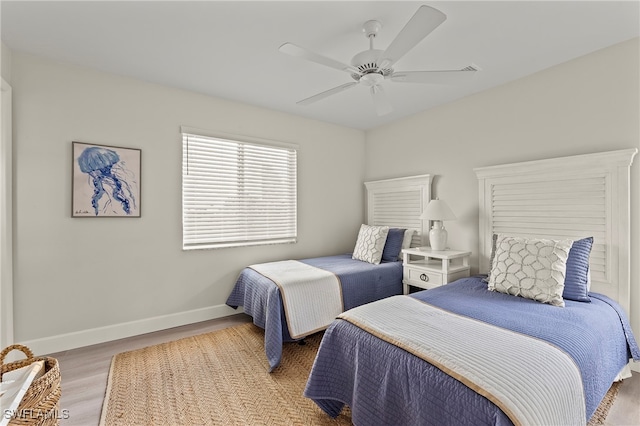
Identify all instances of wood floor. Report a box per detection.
[48,314,252,426]
[47,313,640,426]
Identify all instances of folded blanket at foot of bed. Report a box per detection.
[248,260,343,339]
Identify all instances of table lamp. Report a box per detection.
[420,198,456,251]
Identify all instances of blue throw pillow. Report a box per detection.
[563,237,593,302]
[382,228,406,262]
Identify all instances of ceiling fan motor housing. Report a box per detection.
[350,49,393,81]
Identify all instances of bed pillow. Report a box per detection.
[352,224,390,265]
[562,237,593,302]
[398,229,417,260]
[381,228,406,262]
[485,234,593,302]
[488,234,573,307]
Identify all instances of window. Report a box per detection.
[181,128,297,250]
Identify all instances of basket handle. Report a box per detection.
[0,344,35,365]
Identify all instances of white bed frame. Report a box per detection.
[364,174,433,248]
[475,149,637,315]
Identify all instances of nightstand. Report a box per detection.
[401,247,471,294]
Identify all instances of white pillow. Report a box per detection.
[398,229,417,260]
[352,224,390,265]
[488,234,573,307]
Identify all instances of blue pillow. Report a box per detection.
[382,228,406,262]
[562,237,593,302]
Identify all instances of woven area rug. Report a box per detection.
[588,381,620,426]
[100,322,618,425]
[99,323,350,425]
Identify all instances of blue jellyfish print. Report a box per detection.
[77,147,138,216]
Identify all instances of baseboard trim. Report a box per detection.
[19,304,244,356]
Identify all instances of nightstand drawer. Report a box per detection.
[401,248,471,295]
[403,266,443,289]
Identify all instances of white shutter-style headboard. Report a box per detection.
[475,149,637,313]
[365,174,433,247]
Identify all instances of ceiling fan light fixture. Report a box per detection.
[360,73,384,87]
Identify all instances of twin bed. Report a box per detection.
[225,252,404,370]
[305,275,638,425]
[228,149,639,425]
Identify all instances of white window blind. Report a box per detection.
[182,131,297,250]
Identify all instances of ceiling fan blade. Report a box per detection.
[370,85,393,116]
[297,82,358,106]
[391,65,480,85]
[377,5,447,70]
[279,42,361,75]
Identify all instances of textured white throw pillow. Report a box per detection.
[352,224,390,265]
[488,234,573,307]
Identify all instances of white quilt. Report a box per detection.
[339,295,586,426]
[249,260,343,339]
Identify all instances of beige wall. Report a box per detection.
[10,52,365,352]
[1,42,11,83]
[365,38,640,331]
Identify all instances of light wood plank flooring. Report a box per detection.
[47,314,639,425]
[48,314,252,426]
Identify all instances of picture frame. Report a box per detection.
[72,141,141,217]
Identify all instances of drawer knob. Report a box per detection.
[420,273,429,282]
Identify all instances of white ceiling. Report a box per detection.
[2,1,639,130]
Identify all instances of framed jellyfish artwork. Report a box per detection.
[72,142,141,217]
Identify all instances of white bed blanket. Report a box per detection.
[249,260,343,339]
[339,295,586,426]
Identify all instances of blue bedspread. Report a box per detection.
[305,276,639,425]
[226,254,403,371]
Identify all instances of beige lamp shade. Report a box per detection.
[420,198,456,221]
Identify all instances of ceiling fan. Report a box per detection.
[279,5,479,116]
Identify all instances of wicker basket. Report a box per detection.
[0,344,61,426]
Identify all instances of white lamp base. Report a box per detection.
[429,221,448,251]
